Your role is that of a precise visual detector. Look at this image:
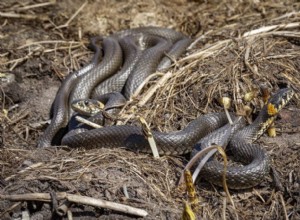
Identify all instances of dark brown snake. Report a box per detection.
[38,27,294,189]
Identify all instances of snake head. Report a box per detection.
[267,88,294,116]
[71,99,104,116]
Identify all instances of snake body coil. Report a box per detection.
[191,88,294,188]
[38,27,191,147]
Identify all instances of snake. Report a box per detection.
[66,88,293,189]
[38,27,294,189]
[190,88,294,188]
[38,27,191,148]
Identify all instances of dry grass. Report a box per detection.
[129,30,300,131]
[0,0,300,219]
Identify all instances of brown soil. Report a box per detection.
[0,0,299,219]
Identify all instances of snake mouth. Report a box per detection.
[267,88,294,116]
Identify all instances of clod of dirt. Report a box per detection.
[2,80,24,103]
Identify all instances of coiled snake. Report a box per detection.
[38,27,294,189]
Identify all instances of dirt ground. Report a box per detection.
[0,0,300,219]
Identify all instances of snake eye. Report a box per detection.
[84,100,89,106]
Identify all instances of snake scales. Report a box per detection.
[38,27,294,189]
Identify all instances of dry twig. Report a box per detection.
[0,193,148,217]
[55,1,88,29]
[15,0,56,11]
[0,12,48,20]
